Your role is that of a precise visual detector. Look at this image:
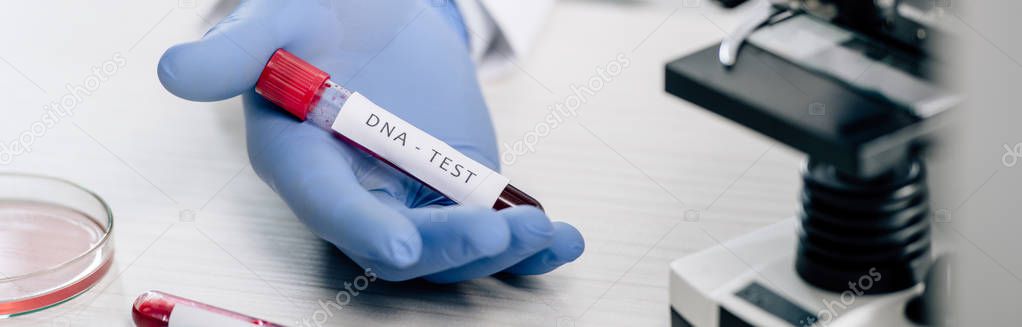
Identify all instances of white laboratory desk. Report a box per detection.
[0,1,801,326]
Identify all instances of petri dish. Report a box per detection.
[0,173,113,318]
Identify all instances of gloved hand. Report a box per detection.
[157,0,584,282]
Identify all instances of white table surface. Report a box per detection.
[0,1,803,326]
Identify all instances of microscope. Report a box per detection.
[665,0,957,326]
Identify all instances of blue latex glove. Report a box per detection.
[157,0,584,282]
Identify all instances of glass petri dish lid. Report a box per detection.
[0,173,114,318]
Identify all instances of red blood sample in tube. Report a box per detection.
[132,290,284,327]
[255,49,543,210]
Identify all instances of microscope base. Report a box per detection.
[668,218,922,327]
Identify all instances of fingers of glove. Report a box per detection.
[243,93,422,269]
[356,205,511,281]
[158,0,304,101]
[422,206,555,283]
[502,222,585,276]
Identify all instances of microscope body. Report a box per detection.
[665,1,955,325]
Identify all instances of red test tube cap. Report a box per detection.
[255,49,330,120]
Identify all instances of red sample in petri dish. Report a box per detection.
[0,173,114,318]
[132,290,284,327]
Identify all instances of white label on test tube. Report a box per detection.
[332,93,510,207]
[169,305,252,327]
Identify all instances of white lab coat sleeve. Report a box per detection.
[454,0,555,78]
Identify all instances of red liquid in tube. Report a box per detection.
[132,291,284,327]
[255,49,542,210]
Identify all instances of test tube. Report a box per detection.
[255,49,542,210]
[132,290,284,327]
